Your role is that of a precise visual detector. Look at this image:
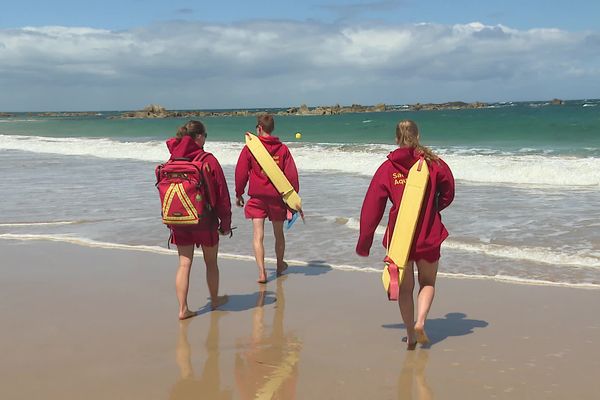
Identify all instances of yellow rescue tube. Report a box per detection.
[382,157,429,299]
[245,132,302,212]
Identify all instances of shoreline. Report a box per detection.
[2,234,599,290]
[1,239,599,399]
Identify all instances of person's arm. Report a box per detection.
[356,164,389,257]
[283,148,299,193]
[209,157,232,233]
[436,159,455,211]
[234,147,250,206]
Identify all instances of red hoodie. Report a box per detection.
[166,136,232,232]
[235,135,299,199]
[356,147,455,258]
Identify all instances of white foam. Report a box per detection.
[443,240,600,268]
[0,220,81,227]
[0,134,169,162]
[342,217,387,235]
[1,134,599,187]
[0,233,177,254]
[0,233,374,272]
[0,119,44,123]
[437,272,600,289]
[444,154,600,187]
[1,233,598,289]
[336,217,600,268]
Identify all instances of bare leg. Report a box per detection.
[176,245,196,320]
[201,243,228,310]
[398,262,416,349]
[252,218,267,283]
[414,259,439,344]
[272,220,288,276]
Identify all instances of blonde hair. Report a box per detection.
[395,120,438,162]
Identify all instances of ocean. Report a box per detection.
[1,100,599,287]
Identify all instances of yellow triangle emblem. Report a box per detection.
[162,183,199,224]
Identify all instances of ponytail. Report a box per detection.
[176,126,189,138]
[175,120,206,139]
[395,120,439,162]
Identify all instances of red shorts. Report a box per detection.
[244,197,287,221]
[170,228,219,248]
[409,246,441,263]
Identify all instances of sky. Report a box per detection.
[0,0,599,111]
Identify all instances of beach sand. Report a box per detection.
[1,239,599,399]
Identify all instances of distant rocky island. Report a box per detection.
[110,101,490,119]
[2,99,567,118]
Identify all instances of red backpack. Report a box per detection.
[155,153,216,227]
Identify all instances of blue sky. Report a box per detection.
[2,0,599,31]
[1,0,599,110]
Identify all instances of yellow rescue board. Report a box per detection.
[245,132,302,212]
[382,158,429,299]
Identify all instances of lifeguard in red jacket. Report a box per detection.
[235,114,300,283]
[356,120,455,349]
[166,120,232,319]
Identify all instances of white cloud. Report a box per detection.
[0,21,598,111]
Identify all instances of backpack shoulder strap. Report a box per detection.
[192,152,217,209]
[192,151,211,163]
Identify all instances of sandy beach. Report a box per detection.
[1,239,599,399]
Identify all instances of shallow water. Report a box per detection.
[1,103,599,286]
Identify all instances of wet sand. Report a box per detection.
[1,239,599,399]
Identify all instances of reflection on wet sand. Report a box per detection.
[235,276,302,400]
[170,312,231,400]
[398,350,434,400]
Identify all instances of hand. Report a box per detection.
[236,196,245,207]
[219,226,236,237]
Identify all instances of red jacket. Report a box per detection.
[166,136,232,232]
[356,147,455,258]
[235,135,299,199]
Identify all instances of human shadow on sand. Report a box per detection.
[196,291,277,315]
[382,312,489,347]
[277,260,333,278]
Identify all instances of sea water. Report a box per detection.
[1,100,599,287]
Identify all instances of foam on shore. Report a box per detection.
[2,233,599,289]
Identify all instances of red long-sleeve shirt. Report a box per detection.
[356,147,455,258]
[166,136,232,232]
[235,135,299,199]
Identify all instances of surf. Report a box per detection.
[2,134,599,188]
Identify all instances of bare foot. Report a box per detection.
[211,295,229,310]
[257,269,268,284]
[403,336,418,351]
[415,324,430,345]
[178,309,197,320]
[276,261,288,277]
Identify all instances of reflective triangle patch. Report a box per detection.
[162,183,199,224]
